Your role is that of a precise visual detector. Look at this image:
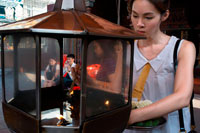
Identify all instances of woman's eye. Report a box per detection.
[132,15,138,18]
[145,17,153,20]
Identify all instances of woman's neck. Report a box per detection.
[139,31,169,46]
[137,32,171,60]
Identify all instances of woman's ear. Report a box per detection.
[161,10,170,22]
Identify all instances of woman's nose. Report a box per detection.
[137,18,144,28]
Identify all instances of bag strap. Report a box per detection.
[189,92,196,132]
[173,39,181,71]
[173,39,196,133]
[173,39,186,133]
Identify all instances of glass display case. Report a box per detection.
[0,0,144,133]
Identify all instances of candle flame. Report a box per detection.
[105,100,110,106]
[89,67,92,70]
[56,114,64,120]
[70,90,74,95]
[70,106,74,110]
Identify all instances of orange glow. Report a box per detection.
[70,106,74,110]
[105,100,110,106]
[56,114,64,120]
[70,90,74,95]
[87,64,101,78]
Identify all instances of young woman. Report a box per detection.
[87,40,123,93]
[43,57,60,87]
[124,0,196,132]
[85,40,124,116]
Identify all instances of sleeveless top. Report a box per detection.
[123,36,191,133]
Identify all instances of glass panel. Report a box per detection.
[40,37,62,125]
[4,35,14,103]
[41,38,60,88]
[4,34,36,116]
[63,38,82,89]
[41,38,82,128]
[63,38,82,124]
[85,39,131,117]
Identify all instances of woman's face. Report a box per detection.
[131,0,162,37]
[67,57,74,66]
[49,59,56,65]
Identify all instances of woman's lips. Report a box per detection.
[137,30,145,34]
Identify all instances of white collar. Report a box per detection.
[134,36,174,72]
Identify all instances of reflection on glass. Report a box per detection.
[41,38,82,127]
[4,35,36,116]
[41,38,60,88]
[43,57,60,87]
[86,39,131,117]
[4,36,14,103]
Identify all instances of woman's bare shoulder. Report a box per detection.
[181,39,196,51]
[178,39,196,60]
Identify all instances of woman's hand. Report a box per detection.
[128,109,136,125]
[114,41,123,55]
[128,107,145,125]
[71,64,81,85]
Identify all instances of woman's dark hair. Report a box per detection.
[49,57,57,61]
[87,39,117,65]
[128,0,170,15]
[96,39,116,58]
[67,54,75,59]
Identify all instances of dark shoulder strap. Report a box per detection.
[173,39,181,71]
[173,39,186,132]
[173,39,196,133]
[190,92,196,132]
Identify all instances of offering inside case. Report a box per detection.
[0,0,145,133]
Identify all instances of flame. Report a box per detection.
[87,64,101,78]
[70,106,74,110]
[105,100,110,106]
[56,114,64,120]
[88,67,92,70]
[70,90,74,95]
